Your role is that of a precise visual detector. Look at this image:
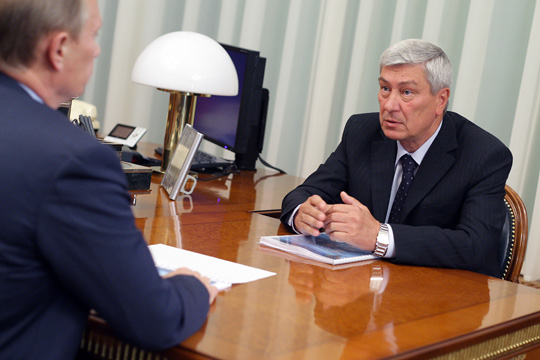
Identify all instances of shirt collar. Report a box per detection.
[17,81,45,104]
[395,120,443,166]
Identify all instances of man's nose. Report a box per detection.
[384,91,400,112]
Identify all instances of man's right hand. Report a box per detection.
[164,268,218,304]
[294,195,330,237]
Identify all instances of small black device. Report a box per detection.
[72,115,96,139]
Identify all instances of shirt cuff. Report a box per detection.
[288,205,302,234]
[384,224,396,258]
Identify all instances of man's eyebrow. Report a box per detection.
[378,77,418,87]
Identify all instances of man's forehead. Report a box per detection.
[86,0,102,24]
[379,64,427,84]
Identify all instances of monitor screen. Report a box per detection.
[193,43,267,170]
[193,47,247,151]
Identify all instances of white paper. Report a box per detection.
[149,244,275,291]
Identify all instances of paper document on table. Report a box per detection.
[148,244,276,291]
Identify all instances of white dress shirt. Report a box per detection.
[383,121,442,257]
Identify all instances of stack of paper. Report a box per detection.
[149,244,276,291]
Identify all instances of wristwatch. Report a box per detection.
[374,223,389,257]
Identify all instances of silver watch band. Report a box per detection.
[374,223,389,257]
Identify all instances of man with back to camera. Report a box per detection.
[0,0,218,358]
[281,39,512,277]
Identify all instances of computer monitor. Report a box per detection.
[192,43,268,170]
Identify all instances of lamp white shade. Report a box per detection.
[132,31,238,96]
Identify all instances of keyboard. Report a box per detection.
[154,147,232,172]
[190,150,232,171]
[193,150,219,164]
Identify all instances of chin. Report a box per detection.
[381,128,403,141]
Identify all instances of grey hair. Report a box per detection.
[379,39,452,94]
[0,0,86,68]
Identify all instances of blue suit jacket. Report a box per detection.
[0,73,209,359]
[281,112,512,277]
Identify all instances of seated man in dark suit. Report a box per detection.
[281,39,512,277]
[0,0,217,359]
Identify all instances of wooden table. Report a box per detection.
[82,145,540,360]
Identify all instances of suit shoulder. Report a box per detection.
[0,91,121,180]
[346,112,380,128]
[343,112,382,137]
[446,111,510,152]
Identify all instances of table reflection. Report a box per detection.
[287,260,491,356]
[288,261,390,337]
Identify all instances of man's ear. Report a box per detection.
[436,88,450,116]
[46,31,70,71]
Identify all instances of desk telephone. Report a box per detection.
[104,124,147,148]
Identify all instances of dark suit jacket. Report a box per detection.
[0,73,209,359]
[281,112,512,277]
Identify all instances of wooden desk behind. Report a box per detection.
[83,152,540,359]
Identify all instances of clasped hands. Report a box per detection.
[294,191,380,252]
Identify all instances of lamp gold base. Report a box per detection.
[158,90,209,171]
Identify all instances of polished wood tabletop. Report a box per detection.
[83,144,540,360]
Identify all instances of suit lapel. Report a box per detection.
[371,134,396,222]
[401,117,458,221]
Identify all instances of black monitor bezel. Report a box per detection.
[193,43,266,158]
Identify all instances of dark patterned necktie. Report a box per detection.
[389,154,417,223]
